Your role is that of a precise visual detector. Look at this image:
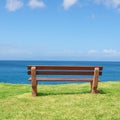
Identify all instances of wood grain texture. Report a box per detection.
[92,67,100,93]
[28,66,103,70]
[31,66,37,96]
[29,77,93,82]
[28,71,102,75]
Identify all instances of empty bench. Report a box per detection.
[28,66,103,96]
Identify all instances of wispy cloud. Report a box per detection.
[102,49,120,56]
[5,0,120,12]
[0,46,29,55]
[0,45,32,59]
[87,49,120,56]
[28,0,45,9]
[63,0,78,10]
[94,0,120,10]
[88,50,99,54]
[48,49,120,58]
[5,0,23,12]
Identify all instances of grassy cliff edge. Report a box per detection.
[0,82,120,120]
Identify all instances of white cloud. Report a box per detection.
[87,49,120,56]
[5,0,23,12]
[28,0,45,9]
[94,0,120,9]
[102,49,120,56]
[54,49,120,57]
[63,0,78,10]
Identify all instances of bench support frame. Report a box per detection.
[29,66,101,96]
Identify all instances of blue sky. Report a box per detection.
[0,0,120,61]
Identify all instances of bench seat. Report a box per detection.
[29,77,93,82]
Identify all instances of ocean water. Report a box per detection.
[0,60,120,84]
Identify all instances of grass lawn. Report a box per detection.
[0,82,120,120]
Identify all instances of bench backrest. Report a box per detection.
[28,66,103,76]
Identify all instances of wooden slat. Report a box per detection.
[29,77,93,82]
[28,71,102,75]
[28,66,103,70]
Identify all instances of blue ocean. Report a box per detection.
[0,60,120,84]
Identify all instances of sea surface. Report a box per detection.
[0,60,120,84]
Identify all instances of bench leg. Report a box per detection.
[91,67,100,94]
[90,81,92,92]
[91,81,100,93]
[31,66,37,96]
[32,81,37,96]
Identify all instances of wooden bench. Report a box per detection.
[28,66,103,96]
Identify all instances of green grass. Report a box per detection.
[0,82,120,120]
